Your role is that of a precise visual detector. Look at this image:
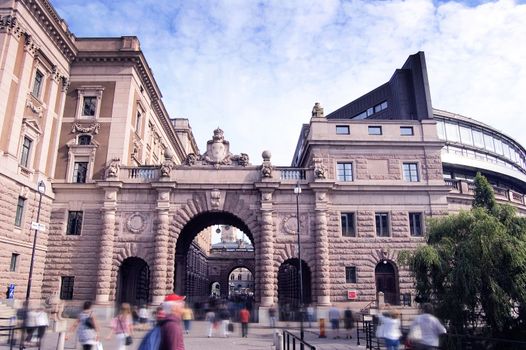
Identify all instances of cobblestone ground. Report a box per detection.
[0,320,367,350]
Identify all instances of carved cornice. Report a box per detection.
[20,0,77,62]
[0,14,23,37]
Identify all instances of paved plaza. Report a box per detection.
[1,320,367,350]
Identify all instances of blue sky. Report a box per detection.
[51,0,526,165]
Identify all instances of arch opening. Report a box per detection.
[174,211,255,305]
[375,260,399,305]
[277,258,312,321]
[116,257,150,307]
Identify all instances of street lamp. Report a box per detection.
[26,180,46,302]
[294,182,304,341]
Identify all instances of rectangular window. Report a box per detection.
[374,101,388,113]
[82,96,97,117]
[136,110,142,133]
[15,197,25,227]
[72,162,88,183]
[337,162,353,181]
[336,125,350,135]
[353,111,367,120]
[341,213,355,237]
[400,126,414,136]
[345,266,357,283]
[66,211,83,235]
[494,138,503,155]
[472,129,484,148]
[484,133,495,152]
[436,120,446,140]
[20,137,32,168]
[32,70,44,98]
[445,122,460,142]
[10,253,19,272]
[367,107,374,117]
[60,276,74,300]
[375,213,389,237]
[459,126,473,146]
[403,163,419,182]
[368,126,382,135]
[409,213,423,236]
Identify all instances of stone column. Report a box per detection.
[95,187,118,303]
[151,188,171,304]
[259,209,275,307]
[315,191,331,305]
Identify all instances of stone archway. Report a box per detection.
[375,260,399,305]
[116,257,150,306]
[277,258,312,321]
[173,210,256,304]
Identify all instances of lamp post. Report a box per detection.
[26,180,46,302]
[294,182,304,341]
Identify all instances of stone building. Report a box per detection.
[1,0,525,322]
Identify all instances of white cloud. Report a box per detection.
[52,0,526,165]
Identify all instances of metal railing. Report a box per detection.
[282,330,316,350]
[0,324,44,350]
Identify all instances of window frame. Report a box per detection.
[340,212,356,237]
[403,162,420,182]
[77,135,92,146]
[15,196,26,227]
[336,125,350,135]
[375,212,390,237]
[345,266,357,283]
[66,211,83,236]
[81,96,97,117]
[400,126,414,136]
[72,161,88,183]
[409,212,423,237]
[10,253,20,272]
[20,136,33,168]
[60,276,75,300]
[368,126,382,135]
[75,85,104,120]
[32,70,44,98]
[336,162,353,182]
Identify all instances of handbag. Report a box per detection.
[84,313,95,329]
[96,342,104,350]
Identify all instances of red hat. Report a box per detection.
[164,293,185,302]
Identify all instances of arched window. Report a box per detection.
[78,135,92,145]
[238,274,242,280]
[230,275,234,280]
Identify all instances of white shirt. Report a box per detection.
[410,313,447,347]
[378,314,401,340]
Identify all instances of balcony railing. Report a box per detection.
[121,166,160,181]
[278,168,307,180]
[447,179,525,206]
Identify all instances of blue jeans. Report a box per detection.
[385,338,400,350]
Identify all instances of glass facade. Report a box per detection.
[435,118,526,173]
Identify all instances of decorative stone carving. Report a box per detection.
[126,213,146,233]
[61,76,70,92]
[183,128,250,167]
[71,122,100,135]
[160,149,174,178]
[45,291,64,321]
[261,150,273,178]
[20,186,30,199]
[24,33,40,55]
[262,192,272,202]
[106,158,120,178]
[26,98,44,118]
[281,214,308,235]
[313,156,327,179]
[312,102,324,118]
[210,189,221,209]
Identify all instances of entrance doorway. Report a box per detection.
[375,260,399,305]
[117,257,150,306]
[277,258,312,321]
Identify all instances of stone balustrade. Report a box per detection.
[445,178,525,205]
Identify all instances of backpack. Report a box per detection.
[137,325,161,350]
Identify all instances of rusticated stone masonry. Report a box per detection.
[259,210,274,306]
[95,194,116,303]
[151,189,171,304]
[315,208,331,305]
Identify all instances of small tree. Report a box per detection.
[402,174,526,338]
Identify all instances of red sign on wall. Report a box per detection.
[347,290,357,300]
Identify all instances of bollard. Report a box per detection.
[276,331,283,350]
[319,318,326,338]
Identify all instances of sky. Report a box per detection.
[51,0,526,166]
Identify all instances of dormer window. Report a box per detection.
[78,135,92,145]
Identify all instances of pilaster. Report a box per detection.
[151,187,171,304]
[314,189,331,305]
[259,189,275,307]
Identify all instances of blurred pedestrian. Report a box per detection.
[107,303,134,350]
[268,305,277,328]
[138,305,150,330]
[306,305,314,328]
[343,307,354,339]
[205,309,216,338]
[239,306,250,338]
[378,310,401,350]
[24,308,37,346]
[409,303,446,350]
[66,301,99,350]
[181,304,194,335]
[35,307,49,344]
[328,306,341,339]
[159,293,186,350]
[218,306,231,337]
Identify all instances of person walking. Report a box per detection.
[138,305,150,330]
[239,306,250,338]
[205,309,216,338]
[159,293,186,350]
[378,310,402,350]
[35,308,49,345]
[409,303,446,350]
[328,306,341,339]
[181,304,194,335]
[107,303,134,350]
[306,305,315,328]
[218,306,231,338]
[343,307,354,339]
[66,301,99,350]
[268,305,277,328]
